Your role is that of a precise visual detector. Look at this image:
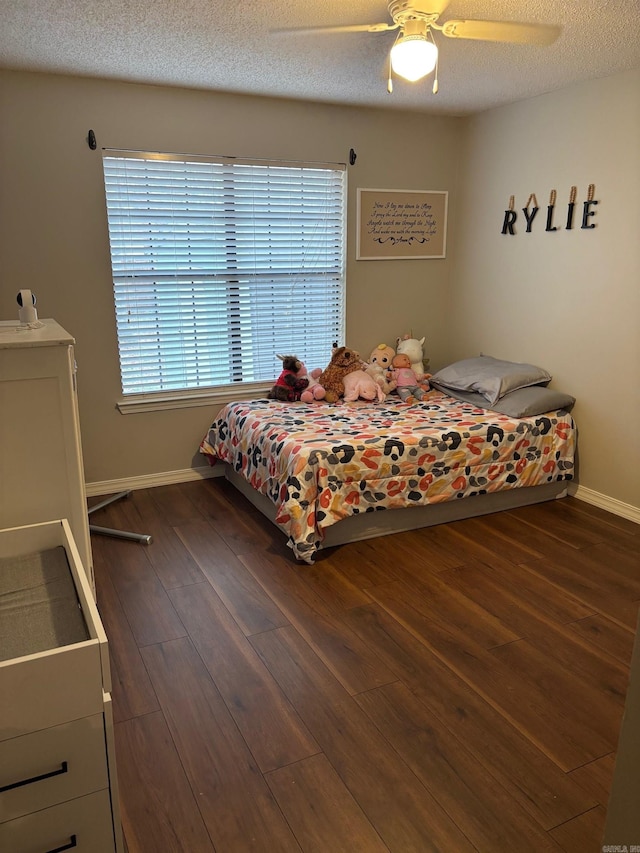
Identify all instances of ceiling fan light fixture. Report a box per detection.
[390,34,438,82]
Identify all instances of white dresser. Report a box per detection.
[0,319,94,593]
[0,519,123,853]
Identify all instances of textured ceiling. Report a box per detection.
[1,0,639,115]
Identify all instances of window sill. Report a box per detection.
[116,382,271,414]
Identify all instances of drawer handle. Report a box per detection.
[0,760,69,793]
[46,835,77,853]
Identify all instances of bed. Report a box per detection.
[199,359,576,562]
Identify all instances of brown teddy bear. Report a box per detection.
[316,345,362,403]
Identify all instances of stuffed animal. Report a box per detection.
[365,343,397,396]
[343,369,385,403]
[390,352,429,404]
[316,345,362,403]
[300,367,326,403]
[267,354,309,402]
[396,332,429,375]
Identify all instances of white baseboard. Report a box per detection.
[85,465,222,497]
[86,470,640,528]
[570,484,640,526]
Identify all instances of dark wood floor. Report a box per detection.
[89,479,640,853]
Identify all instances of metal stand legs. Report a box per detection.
[88,490,153,545]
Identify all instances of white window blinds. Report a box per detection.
[102,151,346,396]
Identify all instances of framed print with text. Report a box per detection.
[356,188,448,260]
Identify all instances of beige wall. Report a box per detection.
[451,68,640,512]
[1,67,638,515]
[0,70,461,484]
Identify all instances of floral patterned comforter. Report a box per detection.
[199,392,575,562]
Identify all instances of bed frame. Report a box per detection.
[223,463,568,550]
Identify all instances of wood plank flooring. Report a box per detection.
[89,480,640,852]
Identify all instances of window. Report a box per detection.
[101,150,346,402]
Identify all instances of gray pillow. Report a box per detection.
[430,355,552,405]
[432,382,575,418]
[492,386,575,417]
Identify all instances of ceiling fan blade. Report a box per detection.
[441,19,561,46]
[272,22,396,36]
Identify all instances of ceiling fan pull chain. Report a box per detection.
[388,30,403,93]
[429,29,439,93]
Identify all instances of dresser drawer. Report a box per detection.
[0,788,115,853]
[0,520,111,739]
[0,713,109,823]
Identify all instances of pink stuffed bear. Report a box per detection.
[300,367,326,403]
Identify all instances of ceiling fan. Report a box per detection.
[275,1,561,94]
